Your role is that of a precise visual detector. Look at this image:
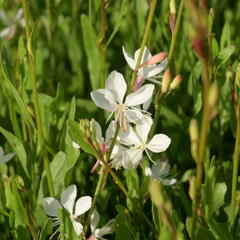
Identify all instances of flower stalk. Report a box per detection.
[22,0,55,196]
[129,0,158,91]
[230,105,240,228]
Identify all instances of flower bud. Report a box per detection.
[161,68,171,93]
[189,176,196,201]
[235,63,240,88]
[189,119,199,161]
[135,52,168,71]
[189,119,198,142]
[169,0,176,32]
[208,82,218,109]
[170,74,182,90]
[79,119,91,138]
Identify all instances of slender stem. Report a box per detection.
[89,139,128,197]
[22,0,55,197]
[230,105,240,227]
[191,62,210,239]
[99,0,107,88]
[84,170,106,233]
[168,0,185,69]
[129,0,158,91]
[150,0,184,138]
[149,92,164,138]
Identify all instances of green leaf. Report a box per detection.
[220,22,231,49]
[216,45,235,71]
[58,208,80,240]
[1,48,35,128]
[106,0,129,47]
[203,166,227,219]
[0,127,29,177]
[208,217,233,240]
[38,218,52,240]
[81,14,100,90]
[4,177,28,228]
[68,120,97,157]
[115,205,135,240]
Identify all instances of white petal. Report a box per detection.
[0,152,15,164]
[125,84,154,106]
[72,141,80,149]
[124,109,143,123]
[143,96,152,111]
[74,196,92,216]
[122,46,136,70]
[147,134,171,153]
[91,89,118,112]
[119,124,141,146]
[134,47,152,64]
[91,119,104,144]
[126,149,144,168]
[146,59,168,78]
[43,197,61,217]
[151,160,170,178]
[105,121,116,143]
[105,71,127,103]
[14,9,23,22]
[144,167,152,177]
[135,116,153,143]
[60,185,77,215]
[162,178,177,185]
[90,210,100,232]
[72,220,83,236]
[95,219,115,237]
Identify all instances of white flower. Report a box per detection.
[89,210,115,240]
[0,146,15,164]
[145,160,177,185]
[90,71,154,129]
[43,185,92,236]
[0,9,25,40]
[122,46,168,87]
[119,116,171,168]
[72,141,81,149]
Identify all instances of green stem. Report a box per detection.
[89,139,128,197]
[191,62,210,239]
[129,0,158,91]
[230,105,240,228]
[22,0,55,197]
[84,170,106,233]
[150,0,184,138]
[99,0,107,88]
[168,0,185,69]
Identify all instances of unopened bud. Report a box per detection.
[169,0,176,33]
[189,176,196,201]
[189,119,198,142]
[170,74,182,90]
[208,82,218,109]
[162,68,171,93]
[189,119,198,161]
[149,180,162,207]
[79,119,91,138]
[135,52,168,71]
[170,0,176,14]
[235,63,240,88]
[226,68,234,83]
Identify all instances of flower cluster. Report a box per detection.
[44,46,176,237]
[90,47,172,169]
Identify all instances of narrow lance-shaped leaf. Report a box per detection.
[0,127,29,178]
[1,47,35,128]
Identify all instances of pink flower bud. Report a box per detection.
[135,52,168,71]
